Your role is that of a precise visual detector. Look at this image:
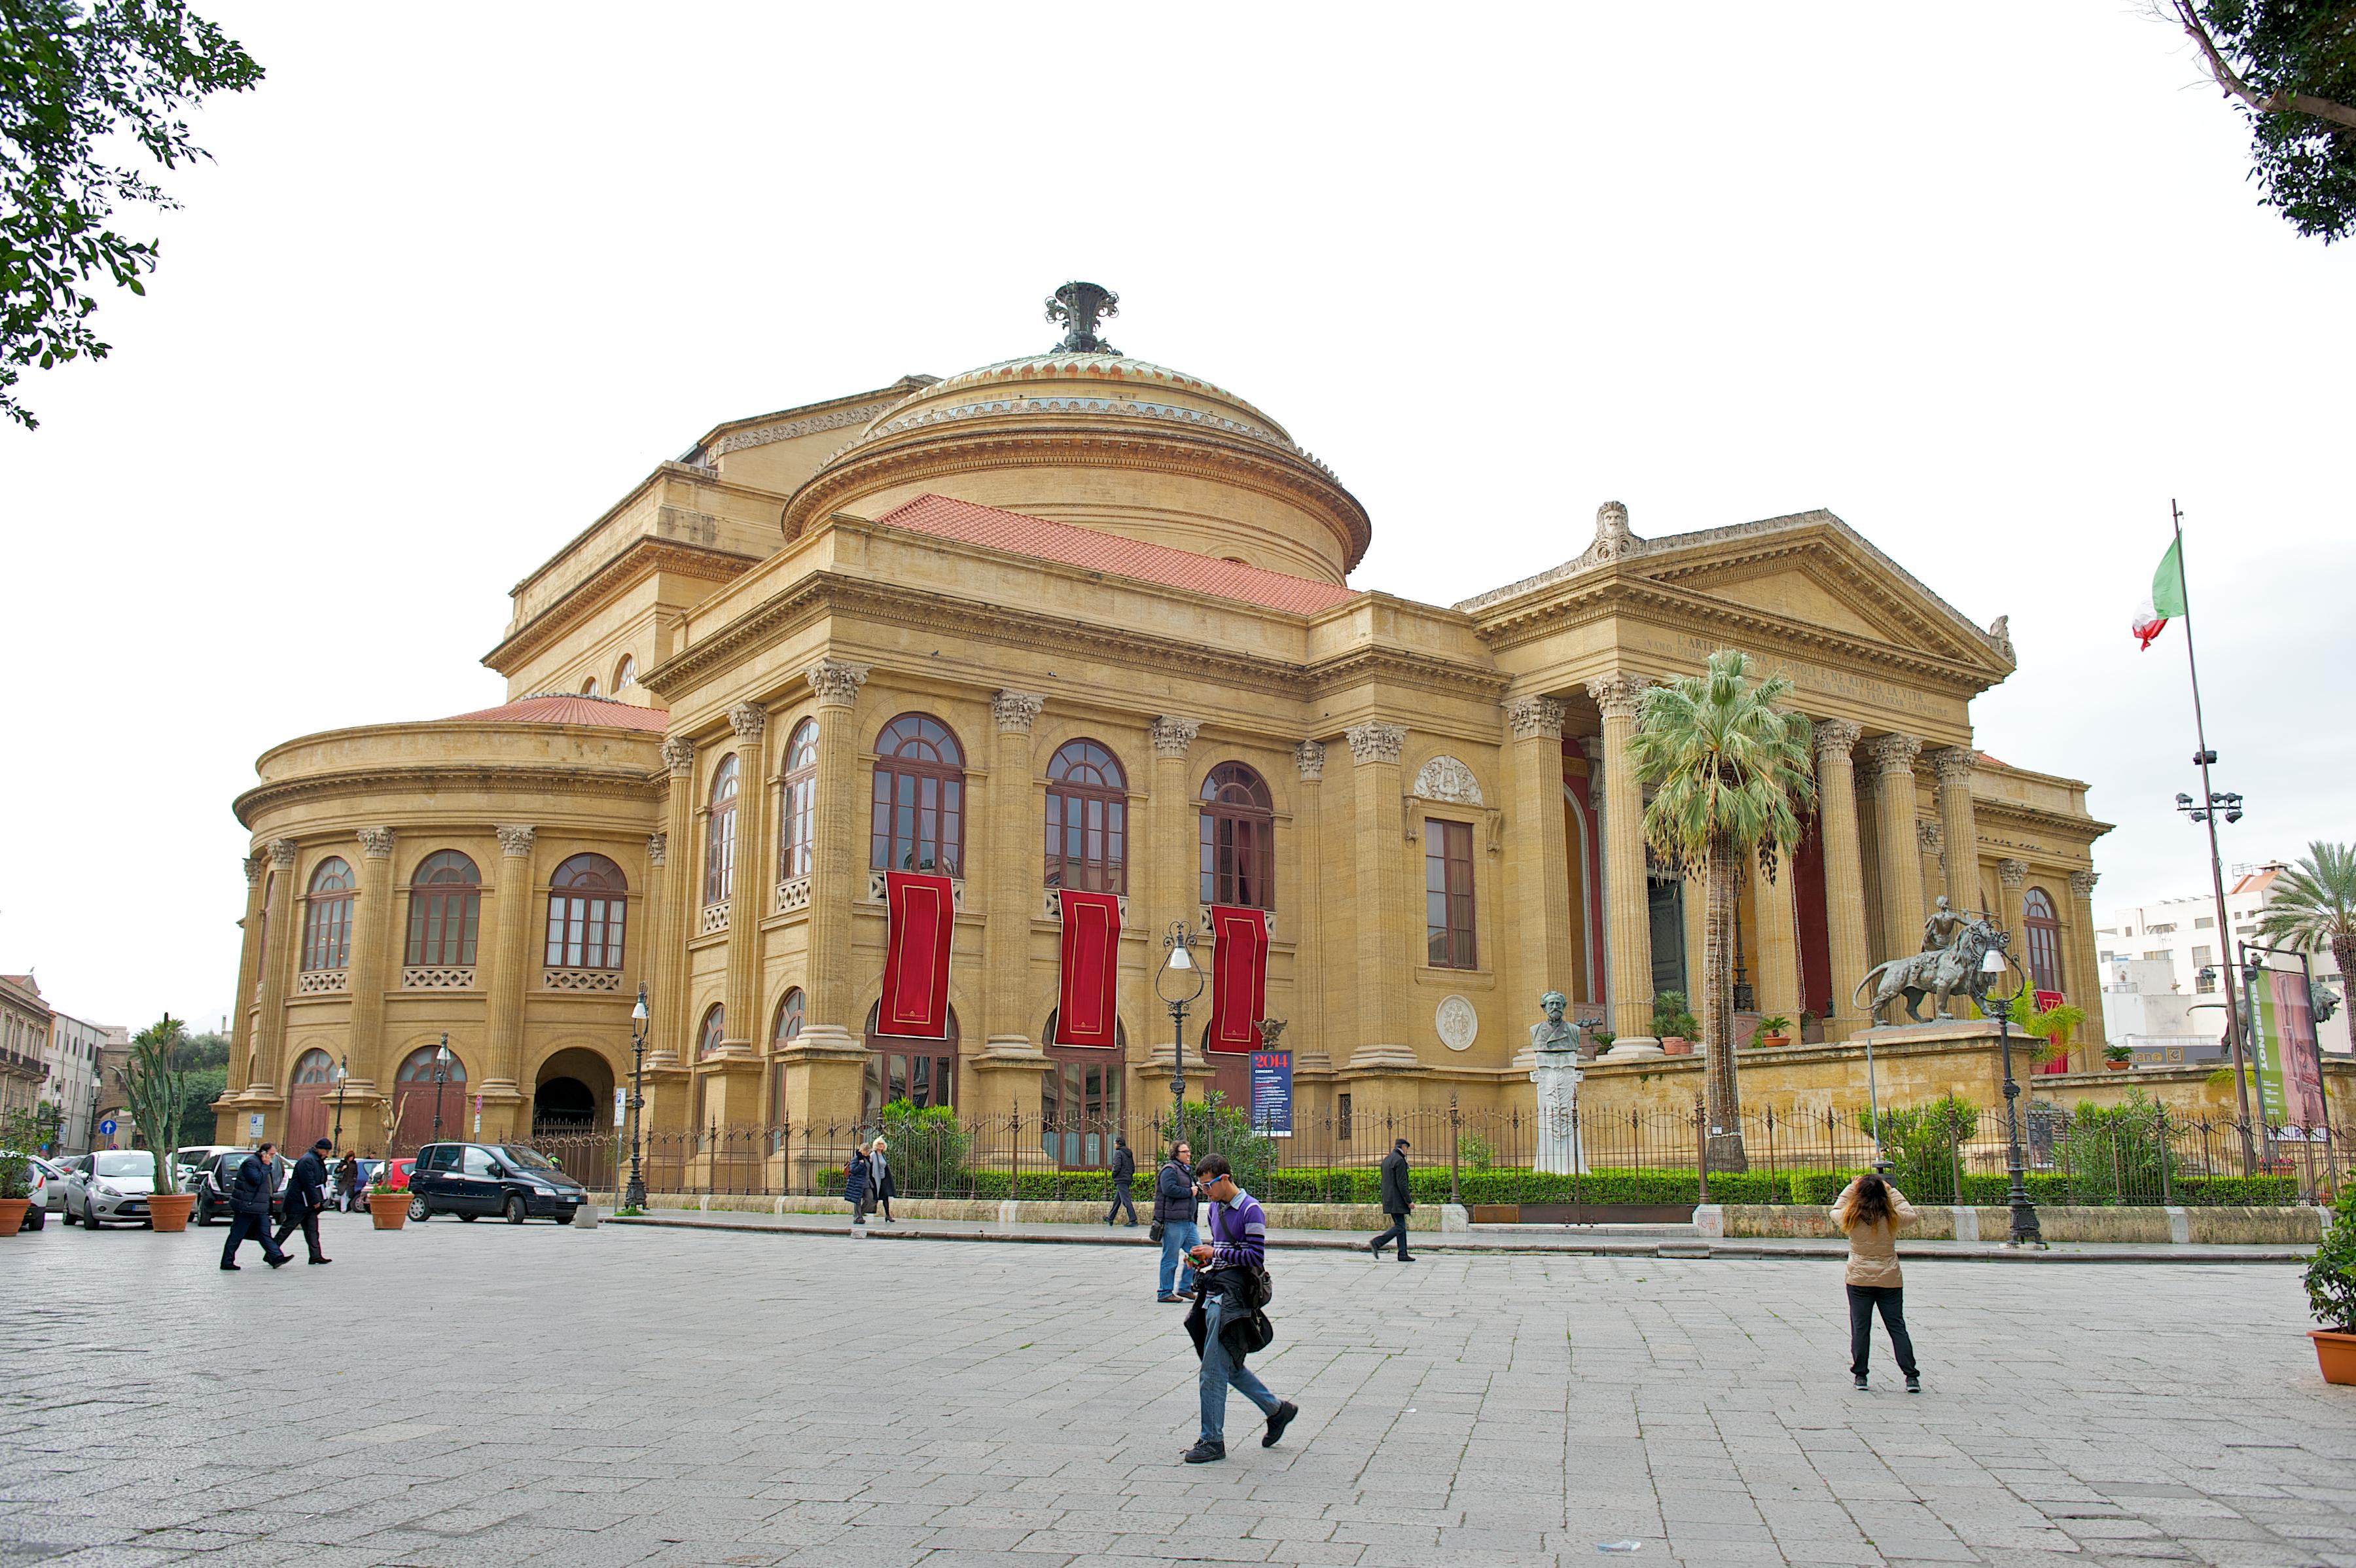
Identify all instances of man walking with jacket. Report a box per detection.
[1154,1141,1197,1302]
[220,1143,289,1271]
[1106,1134,1137,1227]
[1181,1152,1297,1464]
[274,1138,334,1264]
[1368,1137,1415,1262]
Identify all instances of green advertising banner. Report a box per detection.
[2249,967,2330,1134]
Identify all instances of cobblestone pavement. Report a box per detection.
[3,1211,2349,1568]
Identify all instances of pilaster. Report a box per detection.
[649,737,696,1066]
[1504,696,1573,1033]
[229,853,266,1084]
[1343,719,1414,1070]
[1290,740,1330,1077]
[483,823,537,1097]
[719,702,769,1056]
[1866,734,1925,969]
[795,658,872,1101]
[983,690,1051,1092]
[1812,720,1871,1041]
[2067,868,2106,1069]
[346,827,397,1086]
[1586,675,1656,1044]
[251,838,300,1101]
[1147,715,1204,1059]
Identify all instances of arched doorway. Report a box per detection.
[532,1046,617,1185]
[1041,1014,1124,1168]
[287,1049,335,1152]
[391,1043,467,1153]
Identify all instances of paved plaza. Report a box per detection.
[3,1214,2351,1568]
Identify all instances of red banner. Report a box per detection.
[878,871,954,1039]
[1054,889,1122,1047]
[2033,988,2069,1075]
[1206,904,1270,1054]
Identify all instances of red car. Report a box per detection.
[368,1158,415,1192]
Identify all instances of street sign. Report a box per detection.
[1249,1049,1293,1137]
[613,1086,626,1129]
[247,1113,264,1137]
[98,1118,116,1135]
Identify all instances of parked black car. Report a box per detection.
[407,1143,585,1224]
[193,1150,289,1227]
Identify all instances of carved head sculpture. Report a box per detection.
[1539,990,1567,1022]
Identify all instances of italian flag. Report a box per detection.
[2131,536,2187,650]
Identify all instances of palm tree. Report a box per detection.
[2251,842,2356,1025]
[1628,650,1817,1172]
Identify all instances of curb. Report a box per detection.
[601,1217,2313,1264]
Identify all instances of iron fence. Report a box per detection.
[513,1100,2347,1209]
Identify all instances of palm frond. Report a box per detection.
[2250,840,2356,952]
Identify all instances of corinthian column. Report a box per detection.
[1927,747,1982,914]
[1148,712,1204,971]
[982,692,1050,1088]
[719,702,769,1056]
[1290,741,1329,1075]
[483,823,537,1105]
[1586,675,1656,1047]
[647,737,696,1066]
[1344,720,1414,1069]
[783,660,873,1164]
[1812,720,1870,1041]
[1505,695,1572,1025]
[1866,734,1925,966]
[2067,868,2106,1067]
[229,853,267,1098]
[346,827,397,1091]
[251,839,300,1099]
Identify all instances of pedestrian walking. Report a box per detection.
[1180,1152,1296,1464]
[219,1143,289,1271]
[334,1152,360,1213]
[274,1138,334,1264]
[868,1137,896,1223]
[1106,1134,1138,1227]
[1367,1137,1414,1262]
[844,1142,872,1226]
[1152,1139,1198,1302]
[1832,1171,1920,1392]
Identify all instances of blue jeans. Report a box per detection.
[1198,1294,1278,1444]
[1158,1219,1198,1297]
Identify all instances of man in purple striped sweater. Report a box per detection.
[1181,1152,1298,1464]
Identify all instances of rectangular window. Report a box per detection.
[2191,945,2212,967]
[2194,916,2214,929]
[1424,819,1477,969]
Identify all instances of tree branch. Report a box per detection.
[2173,0,2356,131]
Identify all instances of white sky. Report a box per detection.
[5,4,2349,1030]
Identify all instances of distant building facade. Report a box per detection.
[0,974,52,1121]
[2097,863,2351,1058]
[46,1014,123,1152]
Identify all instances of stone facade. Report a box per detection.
[217,294,2113,1157]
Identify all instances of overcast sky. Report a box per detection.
[5,4,2349,1030]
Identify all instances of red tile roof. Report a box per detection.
[872,493,1359,616]
[441,694,671,732]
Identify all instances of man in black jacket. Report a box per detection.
[1368,1137,1414,1262]
[274,1138,334,1264]
[220,1143,289,1271]
[1105,1135,1138,1228]
[1153,1141,1198,1302]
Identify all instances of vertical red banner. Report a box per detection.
[2033,988,2069,1074]
[878,871,954,1039]
[1205,904,1270,1054]
[1054,889,1122,1047]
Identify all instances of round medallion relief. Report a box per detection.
[1434,995,1478,1052]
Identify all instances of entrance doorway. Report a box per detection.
[1647,874,1687,999]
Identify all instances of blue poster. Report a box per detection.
[1249,1050,1293,1137]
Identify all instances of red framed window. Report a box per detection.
[705,754,739,904]
[1425,819,1477,969]
[546,854,628,970]
[1199,762,1274,909]
[870,714,965,876]
[779,719,817,880]
[301,858,354,971]
[405,850,481,966]
[698,1004,726,1059]
[2024,887,2063,994]
[1046,739,1128,894]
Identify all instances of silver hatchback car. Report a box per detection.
[62,1149,162,1228]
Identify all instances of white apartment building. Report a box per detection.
[2096,862,2351,1056]
[46,1014,123,1153]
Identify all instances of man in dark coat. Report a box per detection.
[1105,1134,1137,1228]
[843,1145,872,1227]
[1153,1140,1197,1302]
[1368,1137,1414,1262]
[274,1138,334,1264]
[220,1143,289,1271]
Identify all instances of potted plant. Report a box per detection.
[2103,1044,2133,1073]
[1752,1014,1794,1049]
[366,1091,410,1229]
[1652,991,1697,1055]
[118,1015,196,1232]
[1584,1027,1615,1061]
[2306,1187,2356,1384]
[0,1120,33,1237]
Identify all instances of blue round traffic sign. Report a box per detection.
[98,1118,116,1135]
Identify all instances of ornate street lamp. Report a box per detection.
[1980,946,2044,1247]
[1154,921,1205,1149]
[330,1054,349,1152]
[429,1035,452,1141]
[626,984,649,1211]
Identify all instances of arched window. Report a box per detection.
[705,754,739,904]
[546,854,628,970]
[870,713,965,875]
[302,858,354,971]
[767,989,805,1127]
[698,1004,726,1059]
[1046,739,1128,894]
[396,1043,466,1086]
[772,988,805,1049]
[392,1042,467,1150]
[581,676,599,698]
[615,655,637,693]
[406,850,481,967]
[779,719,818,880]
[2024,887,2063,994]
[1200,762,1275,909]
[291,1049,334,1086]
[863,1001,957,1118]
[1041,1016,1125,1168]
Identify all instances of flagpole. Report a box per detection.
[2171,501,2259,1175]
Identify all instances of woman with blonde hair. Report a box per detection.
[1831,1169,1920,1392]
[867,1135,896,1224]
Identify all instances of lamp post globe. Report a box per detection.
[625,984,650,1211]
[430,1035,450,1141]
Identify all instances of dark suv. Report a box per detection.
[407,1143,586,1224]
[194,1150,289,1227]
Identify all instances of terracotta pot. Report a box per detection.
[0,1198,27,1237]
[2313,1329,2356,1385]
[148,1194,196,1233]
[1759,1033,1791,1050]
[1661,1037,1693,1056]
[367,1192,409,1230]
[2105,1059,2130,1072]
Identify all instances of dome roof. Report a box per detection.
[780,294,1370,580]
[440,693,670,732]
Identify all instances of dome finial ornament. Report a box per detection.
[1045,281,1120,355]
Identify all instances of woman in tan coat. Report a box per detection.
[1831,1171,1920,1392]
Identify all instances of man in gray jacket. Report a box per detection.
[1367,1137,1414,1262]
[1154,1141,1197,1302]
